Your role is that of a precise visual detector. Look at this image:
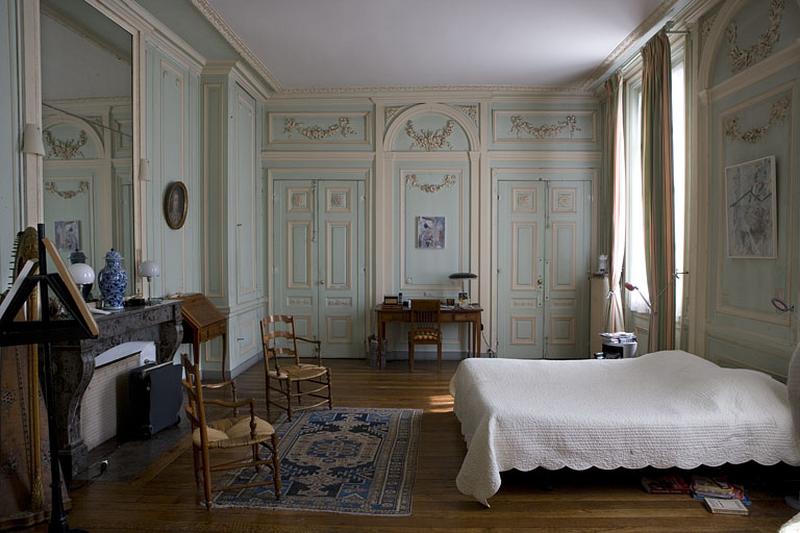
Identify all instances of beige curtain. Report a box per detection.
[641,31,675,352]
[604,73,626,333]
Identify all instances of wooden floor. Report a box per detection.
[45,358,798,532]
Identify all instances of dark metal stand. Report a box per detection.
[0,224,91,532]
[37,225,88,533]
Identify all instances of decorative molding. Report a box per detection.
[583,0,681,89]
[404,119,455,151]
[261,151,376,162]
[723,94,791,143]
[190,0,281,92]
[384,106,405,125]
[44,180,90,199]
[277,84,595,97]
[455,104,478,124]
[726,0,785,74]
[509,114,581,139]
[283,116,357,140]
[405,173,457,194]
[43,129,88,160]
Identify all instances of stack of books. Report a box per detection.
[690,475,750,505]
[640,473,690,494]
[703,497,749,516]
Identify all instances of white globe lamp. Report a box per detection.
[68,263,95,301]
[140,260,161,304]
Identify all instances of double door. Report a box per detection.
[273,179,365,357]
[497,180,590,358]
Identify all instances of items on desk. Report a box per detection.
[600,331,638,358]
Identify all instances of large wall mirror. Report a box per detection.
[40,0,135,294]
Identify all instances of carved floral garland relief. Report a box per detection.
[283,116,357,140]
[44,181,90,200]
[404,119,455,151]
[724,94,791,144]
[43,129,88,160]
[509,114,581,139]
[726,0,784,74]
[405,174,457,194]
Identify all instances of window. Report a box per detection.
[625,79,649,313]
[624,44,687,322]
[672,59,686,325]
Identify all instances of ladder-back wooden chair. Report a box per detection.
[181,354,280,509]
[408,299,443,371]
[260,315,333,421]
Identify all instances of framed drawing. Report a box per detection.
[416,216,445,249]
[164,181,188,230]
[725,156,777,258]
[54,220,81,251]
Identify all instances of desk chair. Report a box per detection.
[408,299,442,371]
[181,354,280,509]
[260,315,333,421]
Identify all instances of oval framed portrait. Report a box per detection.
[163,181,188,230]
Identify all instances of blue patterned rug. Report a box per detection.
[212,407,422,515]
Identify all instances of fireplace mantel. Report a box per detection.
[50,300,182,480]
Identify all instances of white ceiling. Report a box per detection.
[206,0,666,90]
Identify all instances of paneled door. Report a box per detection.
[497,180,590,358]
[273,179,365,357]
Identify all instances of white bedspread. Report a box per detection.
[449,350,800,505]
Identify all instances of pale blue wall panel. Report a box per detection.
[0,0,19,292]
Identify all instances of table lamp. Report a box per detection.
[449,272,477,306]
[68,262,95,301]
[140,260,161,304]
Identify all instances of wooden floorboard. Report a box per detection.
[43,358,798,532]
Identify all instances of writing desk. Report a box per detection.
[375,304,483,368]
[177,293,228,379]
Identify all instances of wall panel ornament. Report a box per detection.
[726,0,785,74]
[44,180,89,199]
[405,173,457,194]
[404,119,455,151]
[455,104,478,125]
[283,116,356,140]
[44,129,88,160]
[509,114,580,139]
[724,94,791,144]
[384,106,405,125]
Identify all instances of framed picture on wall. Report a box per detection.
[416,216,445,249]
[164,181,188,230]
[724,156,777,259]
[54,220,81,251]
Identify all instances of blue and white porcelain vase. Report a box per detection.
[97,249,127,310]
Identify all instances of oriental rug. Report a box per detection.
[212,407,421,515]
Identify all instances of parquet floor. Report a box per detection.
[44,359,798,532]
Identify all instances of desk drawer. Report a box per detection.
[378,311,407,321]
[452,313,476,322]
[198,321,227,342]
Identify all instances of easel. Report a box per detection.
[0,224,98,533]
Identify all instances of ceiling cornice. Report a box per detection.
[273,84,596,99]
[190,0,694,100]
[190,0,282,93]
[583,0,683,89]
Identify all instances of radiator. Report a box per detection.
[127,361,183,438]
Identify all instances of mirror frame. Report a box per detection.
[33,0,143,292]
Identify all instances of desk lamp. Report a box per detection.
[68,263,95,302]
[449,272,477,306]
[140,260,161,304]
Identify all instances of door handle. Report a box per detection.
[319,280,326,286]
[536,277,543,288]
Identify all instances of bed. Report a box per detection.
[449,350,800,505]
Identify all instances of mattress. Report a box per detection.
[449,350,800,505]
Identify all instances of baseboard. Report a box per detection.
[204,352,262,381]
[381,351,478,361]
